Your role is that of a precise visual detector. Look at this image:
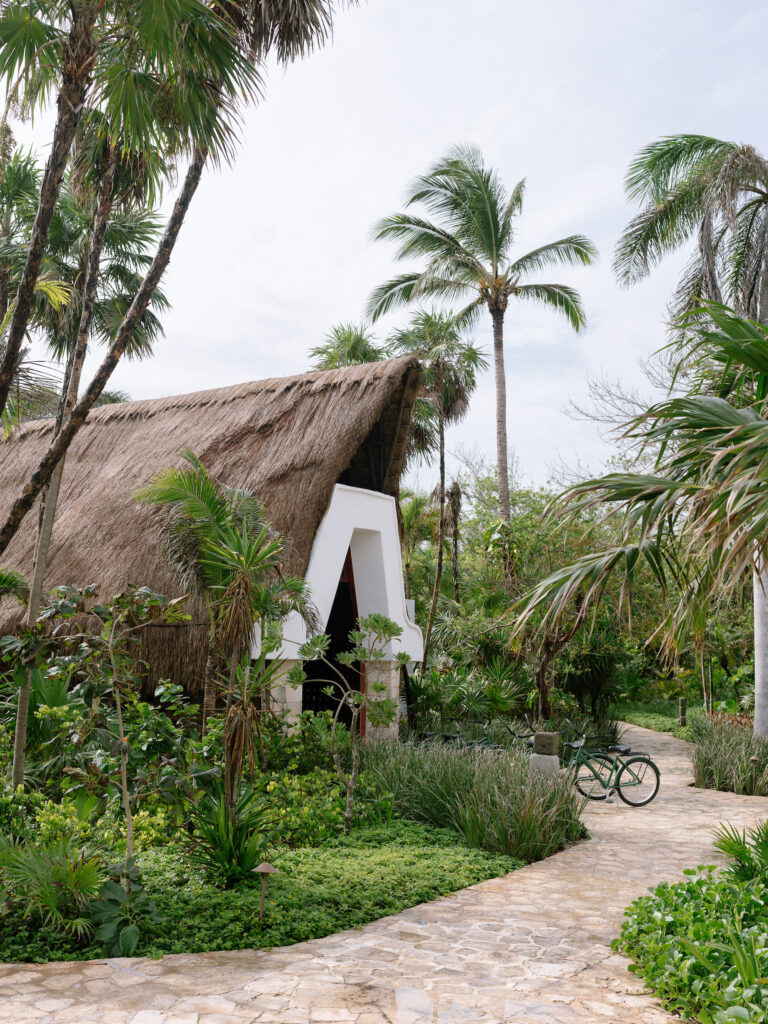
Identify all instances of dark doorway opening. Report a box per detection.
[301,551,365,732]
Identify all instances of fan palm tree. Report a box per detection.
[367,144,597,519]
[389,309,487,674]
[310,322,389,368]
[513,307,768,736]
[399,490,439,601]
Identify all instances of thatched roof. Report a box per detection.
[0,357,421,690]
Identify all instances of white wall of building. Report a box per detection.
[273,483,424,661]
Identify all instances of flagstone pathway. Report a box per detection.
[1,724,766,1024]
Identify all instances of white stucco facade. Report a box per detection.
[276,483,424,662]
[266,484,423,736]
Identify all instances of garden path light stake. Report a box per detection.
[254,862,277,929]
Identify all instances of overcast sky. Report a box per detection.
[21,0,768,489]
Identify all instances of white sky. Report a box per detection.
[20,0,768,489]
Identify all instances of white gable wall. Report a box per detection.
[275,483,424,661]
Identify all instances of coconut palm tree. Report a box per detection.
[513,307,768,736]
[615,134,768,733]
[389,309,487,674]
[615,134,768,323]
[310,322,389,368]
[367,144,597,520]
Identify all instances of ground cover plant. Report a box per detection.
[616,822,768,1023]
[0,821,519,963]
[614,699,700,741]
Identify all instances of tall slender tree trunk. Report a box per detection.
[11,158,117,789]
[0,7,96,419]
[753,565,768,736]
[490,307,511,520]
[0,148,208,561]
[448,481,461,602]
[29,155,116,616]
[420,413,445,678]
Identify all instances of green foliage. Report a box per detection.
[714,821,768,885]
[189,784,275,887]
[616,867,768,1023]
[0,822,519,963]
[0,836,104,941]
[615,699,701,741]
[91,859,162,957]
[0,786,45,842]
[360,741,586,861]
[690,715,768,795]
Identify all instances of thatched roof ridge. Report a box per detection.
[0,357,421,688]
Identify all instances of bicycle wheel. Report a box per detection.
[574,753,614,800]
[616,756,660,806]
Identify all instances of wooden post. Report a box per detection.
[679,697,687,727]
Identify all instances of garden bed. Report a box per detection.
[0,821,520,964]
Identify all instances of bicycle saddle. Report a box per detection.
[607,744,631,755]
[563,739,584,750]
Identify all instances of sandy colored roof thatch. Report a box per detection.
[0,357,421,690]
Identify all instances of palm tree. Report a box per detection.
[3,0,355,789]
[367,144,597,519]
[615,134,768,323]
[513,308,768,736]
[310,322,389,368]
[0,0,354,562]
[399,490,439,601]
[389,309,487,674]
[615,134,768,733]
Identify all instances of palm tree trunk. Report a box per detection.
[0,148,208,561]
[490,307,511,520]
[11,158,117,788]
[420,413,446,678]
[448,481,461,602]
[28,154,117,618]
[753,565,768,736]
[202,648,220,736]
[0,7,96,419]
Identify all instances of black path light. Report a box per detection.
[254,862,277,928]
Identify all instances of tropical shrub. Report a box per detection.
[360,741,586,861]
[190,784,276,886]
[91,859,162,957]
[690,714,768,795]
[0,836,104,940]
[616,866,768,1023]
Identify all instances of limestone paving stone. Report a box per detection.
[0,725,765,1023]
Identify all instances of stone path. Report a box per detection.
[1,724,765,1024]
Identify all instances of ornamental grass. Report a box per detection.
[359,741,586,862]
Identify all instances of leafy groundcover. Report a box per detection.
[615,867,768,1023]
[0,821,520,963]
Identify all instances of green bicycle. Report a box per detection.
[562,722,660,807]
